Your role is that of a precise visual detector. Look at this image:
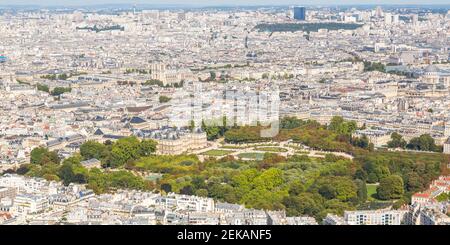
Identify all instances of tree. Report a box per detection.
[191,176,206,190]
[435,193,450,202]
[80,141,107,160]
[144,79,164,87]
[37,83,49,92]
[283,193,324,217]
[281,117,305,129]
[328,116,344,132]
[314,176,357,202]
[376,175,404,200]
[406,134,439,152]
[210,71,216,80]
[363,61,385,72]
[355,179,367,203]
[206,126,220,140]
[392,198,407,209]
[74,173,87,184]
[159,95,171,103]
[352,135,370,149]
[110,137,141,168]
[328,116,357,136]
[288,180,305,196]
[387,132,407,149]
[30,147,59,165]
[138,139,157,157]
[196,189,208,197]
[16,165,30,175]
[58,73,69,80]
[51,87,71,96]
[161,183,172,193]
[58,163,75,186]
[180,185,194,195]
[367,172,378,183]
[108,170,145,190]
[354,169,368,181]
[188,120,195,132]
[201,118,228,140]
[404,172,424,192]
[363,160,390,183]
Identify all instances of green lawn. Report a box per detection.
[220,145,246,149]
[367,184,379,201]
[254,147,288,152]
[145,173,163,182]
[202,149,234,157]
[237,152,265,160]
[295,150,310,154]
[287,145,304,150]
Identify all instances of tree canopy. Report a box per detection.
[376,175,404,200]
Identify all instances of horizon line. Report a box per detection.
[1,3,450,8]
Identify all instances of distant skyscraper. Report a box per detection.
[392,14,399,24]
[293,6,306,21]
[384,13,392,24]
[412,14,419,25]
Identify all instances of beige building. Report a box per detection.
[135,127,207,155]
[353,129,391,147]
[148,63,194,86]
[155,130,207,155]
[444,137,450,154]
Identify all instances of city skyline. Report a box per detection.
[1,0,450,7]
[0,1,449,229]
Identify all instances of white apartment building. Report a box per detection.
[419,208,450,225]
[156,194,215,212]
[344,209,407,225]
[0,174,48,193]
[12,194,48,215]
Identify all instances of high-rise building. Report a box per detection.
[412,14,419,25]
[384,13,392,24]
[293,6,306,21]
[392,14,399,24]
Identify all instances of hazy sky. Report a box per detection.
[1,0,449,6]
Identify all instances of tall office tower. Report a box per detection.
[412,14,419,25]
[392,14,399,24]
[385,13,392,24]
[293,6,306,21]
